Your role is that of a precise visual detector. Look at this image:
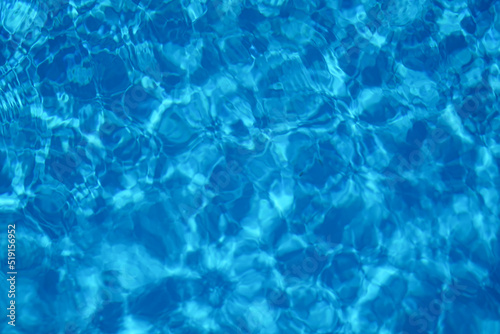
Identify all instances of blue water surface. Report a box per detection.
[1,0,500,333]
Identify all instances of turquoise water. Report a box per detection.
[1,0,500,333]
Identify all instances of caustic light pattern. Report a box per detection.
[0,0,499,333]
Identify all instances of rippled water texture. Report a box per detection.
[1,0,500,333]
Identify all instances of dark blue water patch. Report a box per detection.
[94,52,130,95]
[460,96,493,124]
[406,120,428,148]
[224,219,243,237]
[152,152,171,182]
[402,20,433,45]
[468,242,497,271]
[39,80,57,99]
[191,10,218,34]
[440,163,467,184]
[469,0,495,13]
[47,35,69,54]
[390,179,422,208]
[267,287,291,309]
[92,302,124,334]
[47,143,89,173]
[129,278,181,319]
[441,304,479,334]
[230,119,250,138]
[210,192,242,214]
[63,44,89,65]
[350,221,378,252]
[340,0,357,9]
[19,152,37,189]
[356,133,377,163]
[332,251,361,281]
[382,274,408,304]
[298,142,348,185]
[133,217,169,260]
[122,86,159,122]
[348,80,361,99]
[195,203,226,242]
[199,270,234,307]
[200,41,222,73]
[160,72,182,89]
[250,36,268,56]
[208,161,242,194]
[266,219,289,248]
[379,219,398,238]
[226,182,254,222]
[84,15,102,32]
[321,264,362,304]
[361,65,382,86]
[371,297,398,322]
[276,2,294,18]
[440,32,468,56]
[185,249,203,268]
[375,50,390,70]
[0,45,7,66]
[461,16,477,34]
[161,172,192,194]
[311,8,337,41]
[0,25,10,41]
[320,138,350,163]
[260,62,285,87]
[290,220,307,235]
[103,6,121,22]
[291,192,318,224]
[147,7,191,45]
[37,48,72,83]
[77,12,116,36]
[25,203,66,241]
[436,135,463,164]
[314,199,364,244]
[88,199,110,226]
[301,45,327,70]
[398,319,433,334]
[98,168,124,191]
[399,44,440,73]
[232,242,262,265]
[44,155,84,186]
[66,80,97,100]
[49,127,84,154]
[38,269,60,300]
[299,158,331,187]
[0,168,11,193]
[239,7,267,30]
[473,14,495,40]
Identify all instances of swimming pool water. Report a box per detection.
[1,0,500,333]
